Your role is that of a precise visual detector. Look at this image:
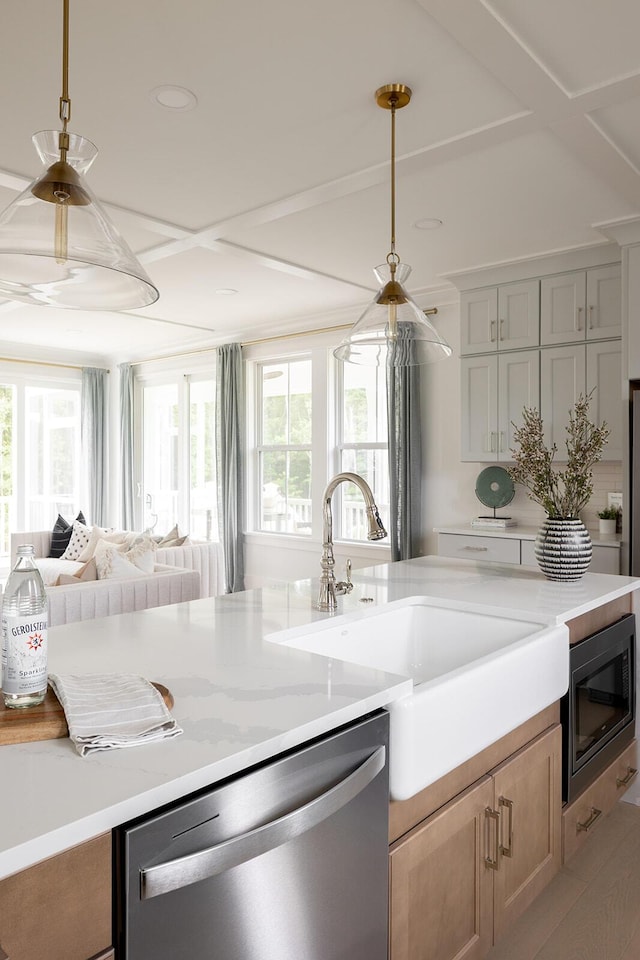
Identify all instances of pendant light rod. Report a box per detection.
[59,0,71,157]
[375,84,411,268]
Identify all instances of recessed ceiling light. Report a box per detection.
[215,288,238,296]
[413,218,443,230]
[149,85,198,112]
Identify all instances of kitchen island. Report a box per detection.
[1,554,639,882]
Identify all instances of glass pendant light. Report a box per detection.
[334,84,451,366]
[0,0,159,310]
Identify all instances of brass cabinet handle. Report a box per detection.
[616,766,638,788]
[499,796,514,858]
[485,807,500,871]
[576,806,602,833]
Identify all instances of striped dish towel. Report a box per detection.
[48,673,183,757]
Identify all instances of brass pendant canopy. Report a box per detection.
[0,0,158,310]
[334,83,451,367]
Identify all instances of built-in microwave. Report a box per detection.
[561,614,635,803]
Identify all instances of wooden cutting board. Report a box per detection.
[0,682,174,746]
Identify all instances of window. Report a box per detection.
[141,376,217,539]
[247,343,389,547]
[257,359,312,535]
[337,363,389,540]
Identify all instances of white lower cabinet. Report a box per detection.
[438,531,620,575]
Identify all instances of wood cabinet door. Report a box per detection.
[586,264,621,340]
[490,725,562,943]
[389,777,494,960]
[540,270,586,345]
[497,280,540,350]
[461,355,498,461]
[460,288,498,355]
[497,350,540,461]
[0,834,112,960]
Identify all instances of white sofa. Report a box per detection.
[44,564,200,627]
[11,531,225,598]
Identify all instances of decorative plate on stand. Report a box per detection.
[475,466,515,516]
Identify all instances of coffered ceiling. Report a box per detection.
[0,0,639,364]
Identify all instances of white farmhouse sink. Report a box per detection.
[267,596,569,800]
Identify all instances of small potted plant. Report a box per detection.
[508,393,609,581]
[598,506,619,536]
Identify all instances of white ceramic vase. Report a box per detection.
[534,518,592,582]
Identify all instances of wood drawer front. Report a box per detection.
[438,533,520,565]
[0,833,112,960]
[562,739,638,864]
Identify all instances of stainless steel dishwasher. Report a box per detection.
[114,710,390,960]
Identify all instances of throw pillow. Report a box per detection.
[55,558,98,586]
[48,511,87,558]
[94,541,147,580]
[157,535,190,548]
[157,524,183,545]
[124,537,157,574]
[77,526,126,563]
[60,520,92,561]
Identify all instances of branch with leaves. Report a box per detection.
[508,393,609,519]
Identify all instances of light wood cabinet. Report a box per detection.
[389,724,562,960]
[460,281,539,355]
[460,350,539,461]
[562,738,638,864]
[0,833,112,960]
[540,264,621,344]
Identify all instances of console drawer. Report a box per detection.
[437,532,520,565]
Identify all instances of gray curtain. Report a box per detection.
[81,367,108,526]
[386,336,422,560]
[216,343,245,593]
[119,363,136,530]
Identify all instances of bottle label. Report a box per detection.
[1,614,48,695]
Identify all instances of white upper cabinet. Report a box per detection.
[586,340,623,460]
[541,265,621,345]
[460,281,539,355]
[540,345,586,454]
[461,351,539,462]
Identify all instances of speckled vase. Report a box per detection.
[534,518,592,582]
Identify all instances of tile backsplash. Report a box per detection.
[505,461,622,531]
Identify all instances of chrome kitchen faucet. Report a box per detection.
[316,472,387,612]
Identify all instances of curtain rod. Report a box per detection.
[132,309,438,363]
[0,355,110,372]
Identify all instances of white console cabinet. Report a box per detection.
[436,526,621,576]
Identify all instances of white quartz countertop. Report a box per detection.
[1,554,638,880]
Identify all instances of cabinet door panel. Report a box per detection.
[460,289,498,355]
[461,356,498,462]
[497,351,540,461]
[586,264,621,340]
[498,280,539,350]
[540,345,586,452]
[389,777,494,960]
[490,725,562,942]
[540,271,586,345]
[586,341,622,460]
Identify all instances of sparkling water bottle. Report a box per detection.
[1,545,48,708]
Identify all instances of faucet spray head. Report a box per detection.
[367,506,387,541]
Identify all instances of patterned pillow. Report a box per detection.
[48,511,86,558]
[94,540,147,580]
[60,520,92,561]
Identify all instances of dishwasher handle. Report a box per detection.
[140,744,386,900]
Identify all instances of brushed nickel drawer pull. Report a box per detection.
[499,796,514,858]
[485,807,500,871]
[490,319,497,342]
[576,806,602,833]
[461,546,489,552]
[616,766,638,788]
[576,306,583,331]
